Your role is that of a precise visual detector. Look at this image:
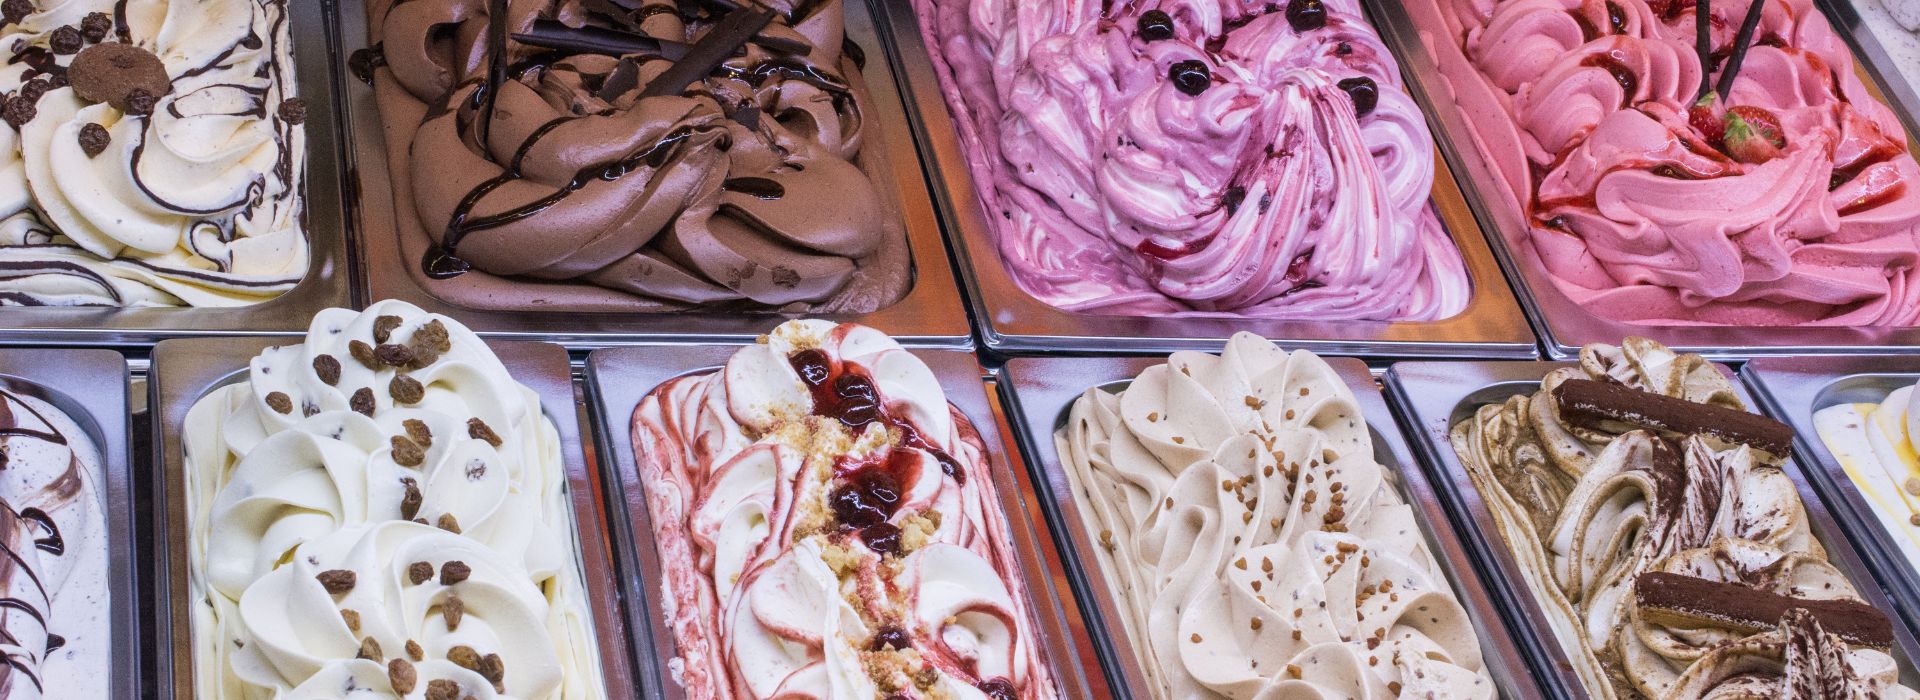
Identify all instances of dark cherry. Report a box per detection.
[861,522,903,555]
[977,678,1019,700]
[1221,186,1246,216]
[1137,9,1175,41]
[1286,0,1327,31]
[1169,60,1211,96]
[1336,76,1378,117]
[830,484,888,528]
[792,348,832,387]
[869,625,913,652]
[932,448,966,485]
[834,374,880,427]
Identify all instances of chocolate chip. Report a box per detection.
[436,513,461,534]
[17,79,48,106]
[447,645,481,671]
[70,43,171,111]
[405,639,424,661]
[400,478,423,520]
[387,658,417,695]
[407,561,432,585]
[440,561,470,585]
[466,418,501,448]
[77,122,109,157]
[441,594,465,631]
[264,391,293,414]
[340,608,360,631]
[3,94,37,129]
[312,354,341,385]
[373,343,414,367]
[1,0,31,26]
[404,418,432,447]
[372,315,403,343]
[316,569,356,594]
[478,653,505,691]
[49,26,82,55]
[350,387,375,416]
[423,679,460,700]
[79,12,111,43]
[390,435,425,467]
[123,87,154,116]
[277,97,307,125]
[390,375,424,404]
[356,636,382,661]
[348,340,378,370]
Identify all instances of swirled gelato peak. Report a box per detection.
[631,320,1057,699]
[912,0,1471,319]
[1055,334,1495,698]
[1450,337,1920,698]
[361,0,911,313]
[0,0,308,307]
[182,301,606,699]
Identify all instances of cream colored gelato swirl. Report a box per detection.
[0,0,307,307]
[1450,337,1917,699]
[1815,380,1920,585]
[633,320,1056,700]
[1057,333,1493,699]
[183,301,603,699]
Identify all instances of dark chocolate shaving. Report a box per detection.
[1635,572,1893,648]
[513,20,687,60]
[1552,379,1792,456]
[639,7,774,98]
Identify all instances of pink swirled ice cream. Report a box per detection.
[913,0,1470,319]
[632,320,1056,699]
[1406,0,1920,326]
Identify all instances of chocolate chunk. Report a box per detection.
[424,679,460,700]
[372,315,403,343]
[2,94,36,129]
[17,79,48,106]
[123,87,154,116]
[340,608,360,631]
[350,387,375,416]
[447,645,481,671]
[79,13,111,43]
[390,375,424,404]
[1634,572,1893,648]
[390,435,425,467]
[70,43,171,111]
[49,26,82,55]
[276,97,307,125]
[316,569,356,594]
[436,513,461,534]
[356,636,382,661]
[312,354,341,385]
[1553,379,1792,456]
[77,122,109,157]
[404,418,432,447]
[405,639,423,661]
[349,340,378,370]
[407,561,432,585]
[264,391,293,414]
[467,418,501,448]
[440,560,471,585]
[374,343,414,367]
[441,594,465,631]
[400,478,423,520]
[388,658,417,694]
[1,0,30,26]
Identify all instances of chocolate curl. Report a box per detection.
[638,6,774,98]
[1551,379,1793,456]
[1714,0,1769,99]
[513,19,689,60]
[1635,572,1893,648]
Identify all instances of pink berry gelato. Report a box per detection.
[1406,0,1920,326]
[913,0,1471,320]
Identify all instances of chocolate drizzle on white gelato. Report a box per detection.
[0,387,108,698]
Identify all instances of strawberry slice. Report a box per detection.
[1689,93,1725,145]
[1726,105,1787,148]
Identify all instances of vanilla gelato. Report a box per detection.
[0,388,109,699]
[1815,379,1920,582]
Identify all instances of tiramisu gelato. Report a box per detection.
[360,0,911,313]
[913,0,1471,320]
[1814,378,1920,582]
[1405,0,1920,325]
[1451,337,1919,698]
[182,301,604,699]
[0,0,308,307]
[1055,334,1494,698]
[631,320,1056,699]
[0,388,109,698]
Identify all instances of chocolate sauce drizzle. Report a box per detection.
[0,389,79,693]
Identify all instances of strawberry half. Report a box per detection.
[1689,93,1725,145]
[1723,112,1784,164]
[1726,105,1787,148]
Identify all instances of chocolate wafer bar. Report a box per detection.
[1634,572,1892,648]
[1553,379,1793,456]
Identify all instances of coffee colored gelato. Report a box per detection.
[361,0,911,313]
[0,388,109,699]
[1056,334,1494,698]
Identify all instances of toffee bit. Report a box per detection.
[356,636,382,661]
[1286,664,1301,679]
[424,679,460,700]
[388,659,417,694]
[403,418,433,447]
[407,561,433,585]
[447,645,481,671]
[1190,633,1202,643]
[405,639,424,661]
[316,569,355,594]
[467,418,502,447]
[340,609,360,631]
[440,560,471,585]
[436,513,462,534]
[390,436,425,467]
[441,594,465,631]
[478,653,506,691]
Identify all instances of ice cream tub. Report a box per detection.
[0,349,138,698]
[865,0,1537,359]
[1386,359,1920,697]
[336,0,971,349]
[1371,0,1920,360]
[584,343,1100,698]
[148,336,634,699]
[0,0,354,345]
[996,354,1540,698]
[1742,356,1920,641]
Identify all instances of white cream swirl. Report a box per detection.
[0,0,306,307]
[1057,333,1494,699]
[632,320,1056,700]
[183,300,603,699]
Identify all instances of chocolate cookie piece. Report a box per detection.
[69,42,172,112]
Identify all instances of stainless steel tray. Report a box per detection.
[864,1,1538,359]
[1817,0,1920,146]
[0,350,137,698]
[335,0,972,349]
[1386,360,1920,697]
[1743,356,1920,639]
[148,337,633,698]
[584,344,1099,699]
[998,355,1541,698]
[0,0,354,346]
[1369,0,1920,360]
